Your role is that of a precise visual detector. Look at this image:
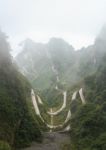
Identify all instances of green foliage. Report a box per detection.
[41,87,63,107]
[14,114,42,148]
[0,141,11,150]
[70,63,106,150]
[0,31,42,149]
[0,66,42,149]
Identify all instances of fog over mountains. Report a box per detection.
[16,26,106,91]
[0,25,106,150]
[0,0,106,149]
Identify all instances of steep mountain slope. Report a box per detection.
[15,26,106,134]
[15,38,75,91]
[0,31,42,149]
[16,27,106,93]
[70,55,106,150]
[68,27,106,150]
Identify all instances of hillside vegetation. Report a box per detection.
[1,25,106,150]
[0,30,42,150]
[70,55,106,150]
[16,26,106,149]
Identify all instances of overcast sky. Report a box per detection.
[0,0,106,53]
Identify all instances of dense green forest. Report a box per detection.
[0,25,106,150]
[0,30,43,150]
[0,0,106,149]
[15,26,106,150]
[70,56,106,150]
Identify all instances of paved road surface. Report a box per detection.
[22,132,71,150]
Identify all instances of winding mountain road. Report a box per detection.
[31,89,44,122]
[72,91,77,101]
[79,88,86,104]
[37,95,43,105]
[31,88,86,131]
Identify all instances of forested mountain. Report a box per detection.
[0,25,106,150]
[16,27,106,93]
[70,56,106,150]
[15,26,106,150]
[0,30,43,150]
[0,0,106,149]
[16,38,75,90]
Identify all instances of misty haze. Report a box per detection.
[0,0,106,150]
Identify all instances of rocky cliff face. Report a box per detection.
[16,27,106,92]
